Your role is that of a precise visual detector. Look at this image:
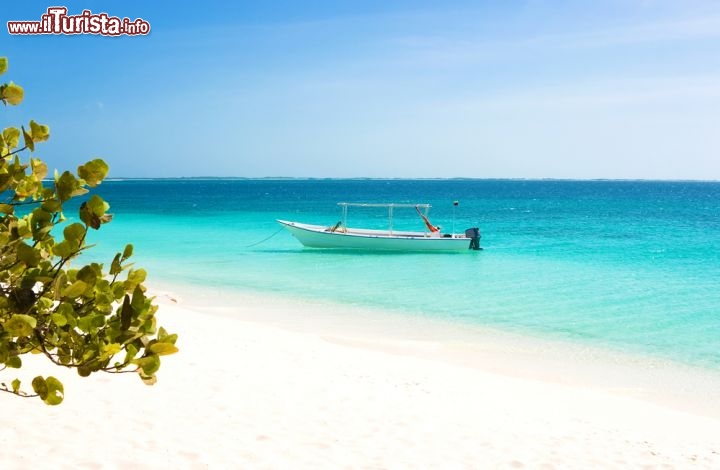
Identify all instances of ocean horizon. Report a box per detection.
[101,176,720,182]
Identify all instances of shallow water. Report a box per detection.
[75,179,720,369]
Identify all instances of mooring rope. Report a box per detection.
[243,227,285,248]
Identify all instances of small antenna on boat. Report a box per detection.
[452,200,459,235]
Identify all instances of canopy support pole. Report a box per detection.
[388,205,394,235]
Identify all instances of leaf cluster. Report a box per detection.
[0,57,177,405]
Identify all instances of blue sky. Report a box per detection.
[2,1,719,179]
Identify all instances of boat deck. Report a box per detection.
[291,222,466,239]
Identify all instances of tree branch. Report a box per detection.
[6,198,52,207]
[0,385,38,398]
[32,328,140,375]
[3,144,29,159]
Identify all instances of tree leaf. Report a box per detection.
[77,265,98,287]
[148,343,179,356]
[31,376,48,399]
[160,333,178,345]
[44,377,64,405]
[6,355,22,368]
[79,202,101,229]
[50,312,67,327]
[87,194,109,216]
[52,240,74,259]
[55,171,78,202]
[140,374,157,385]
[29,120,50,142]
[5,315,37,337]
[2,82,24,105]
[30,158,47,180]
[77,265,97,287]
[63,223,86,242]
[17,243,40,266]
[77,314,105,333]
[62,280,87,299]
[41,199,61,212]
[9,315,37,338]
[120,294,132,331]
[123,343,139,365]
[131,284,146,312]
[77,159,109,187]
[110,253,122,276]
[22,126,34,152]
[102,343,122,357]
[0,174,12,193]
[126,269,147,288]
[2,127,21,149]
[134,355,160,376]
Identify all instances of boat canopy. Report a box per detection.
[337,202,432,234]
[337,203,431,208]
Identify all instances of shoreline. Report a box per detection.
[153,280,720,420]
[4,285,720,467]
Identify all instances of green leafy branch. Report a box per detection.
[0,56,177,405]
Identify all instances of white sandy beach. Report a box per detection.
[3,290,720,469]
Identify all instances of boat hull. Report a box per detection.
[277,220,475,252]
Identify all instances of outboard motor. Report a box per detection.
[465,227,481,251]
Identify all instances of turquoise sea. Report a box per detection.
[79,179,720,370]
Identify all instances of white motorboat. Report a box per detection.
[277,203,481,252]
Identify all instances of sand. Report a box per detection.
[2,290,720,468]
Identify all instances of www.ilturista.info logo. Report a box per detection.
[7,7,150,36]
